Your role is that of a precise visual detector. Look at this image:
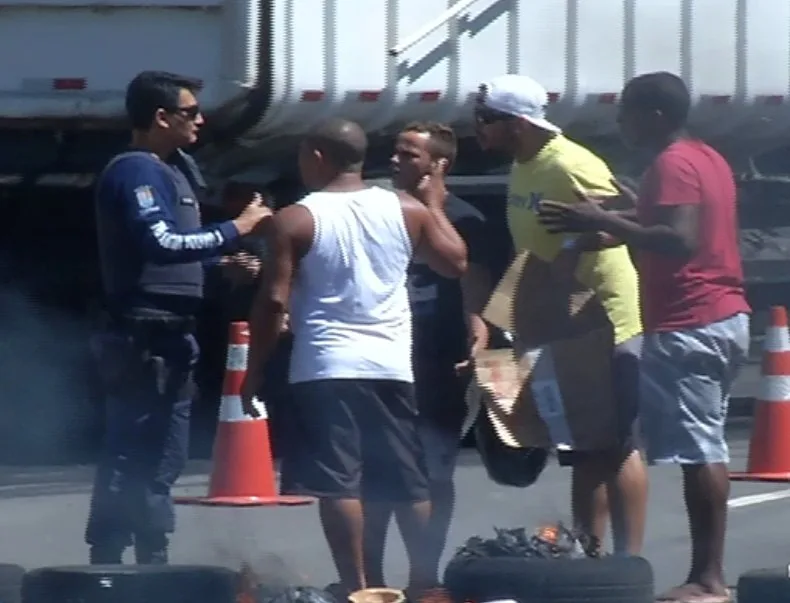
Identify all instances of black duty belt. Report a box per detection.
[104,312,196,335]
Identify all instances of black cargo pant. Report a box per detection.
[85,317,198,563]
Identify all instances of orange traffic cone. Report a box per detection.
[175,322,314,506]
[731,306,790,482]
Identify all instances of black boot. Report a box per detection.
[134,532,169,565]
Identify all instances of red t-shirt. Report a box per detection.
[636,139,750,332]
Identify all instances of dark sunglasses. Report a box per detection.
[474,106,514,125]
[169,104,201,120]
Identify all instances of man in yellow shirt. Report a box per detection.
[475,74,647,555]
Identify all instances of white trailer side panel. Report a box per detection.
[251,0,790,155]
[0,0,260,120]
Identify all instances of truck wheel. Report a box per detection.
[0,564,26,603]
[22,565,238,603]
[443,555,653,603]
[738,568,790,603]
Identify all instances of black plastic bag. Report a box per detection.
[451,524,604,562]
[474,406,549,488]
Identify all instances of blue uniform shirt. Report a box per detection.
[95,150,240,314]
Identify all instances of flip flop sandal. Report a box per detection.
[656,588,733,603]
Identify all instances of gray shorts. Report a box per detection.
[640,312,750,465]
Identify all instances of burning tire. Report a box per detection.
[737,568,790,603]
[443,555,653,603]
[21,564,238,603]
[0,563,25,603]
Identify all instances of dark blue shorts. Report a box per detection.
[414,363,468,485]
[281,378,429,503]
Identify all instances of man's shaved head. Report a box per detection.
[303,118,368,172]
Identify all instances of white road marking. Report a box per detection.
[0,474,212,493]
[0,481,77,492]
[728,488,790,508]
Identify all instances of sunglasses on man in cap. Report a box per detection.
[474,105,517,126]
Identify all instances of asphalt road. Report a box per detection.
[0,417,786,596]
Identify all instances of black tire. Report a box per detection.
[0,563,26,603]
[444,555,653,603]
[738,567,790,603]
[22,564,238,603]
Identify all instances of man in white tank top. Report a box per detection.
[240,119,468,596]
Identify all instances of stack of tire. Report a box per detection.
[443,555,654,603]
[6,562,790,603]
[20,565,237,603]
[444,557,790,603]
[738,568,790,603]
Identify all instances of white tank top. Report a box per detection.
[288,186,414,384]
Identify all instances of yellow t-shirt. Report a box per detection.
[507,134,642,345]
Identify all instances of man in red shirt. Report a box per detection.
[539,71,750,603]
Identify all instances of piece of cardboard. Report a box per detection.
[483,250,609,346]
[516,328,617,450]
[468,348,544,449]
[475,249,618,451]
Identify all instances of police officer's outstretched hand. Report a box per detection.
[232,192,273,236]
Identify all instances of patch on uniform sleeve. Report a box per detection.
[134,185,156,210]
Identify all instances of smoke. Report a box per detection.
[0,282,100,465]
[181,508,310,590]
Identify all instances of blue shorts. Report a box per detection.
[414,363,468,485]
[640,313,750,465]
[281,379,429,503]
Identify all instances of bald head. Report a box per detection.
[303,118,368,172]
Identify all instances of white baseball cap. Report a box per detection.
[478,74,561,134]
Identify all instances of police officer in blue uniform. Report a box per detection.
[87,71,271,564]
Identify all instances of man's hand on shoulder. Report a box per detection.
[232,192,273,236]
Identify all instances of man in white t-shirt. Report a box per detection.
[241,118,468,597]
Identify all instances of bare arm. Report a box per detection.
[595,157,701,258]
[242,207,309,408]
[564,231,626,253]
[399,192,468,278]
[461,261,493,355]
[539,164,698,258]
[582,189,638,244]
[584,176,639,227]
[612,208,639,222]
[598,204,698,258]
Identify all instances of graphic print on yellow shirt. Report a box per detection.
[507,134,642,345]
